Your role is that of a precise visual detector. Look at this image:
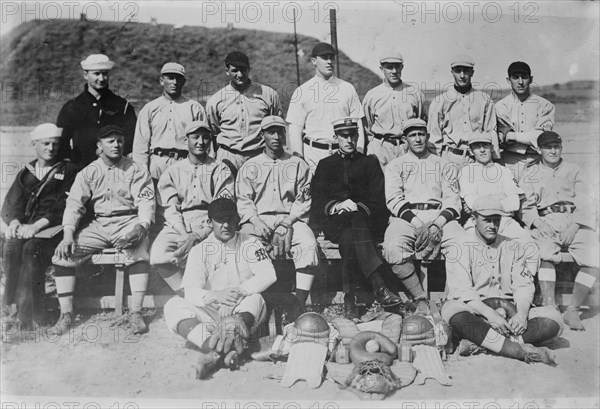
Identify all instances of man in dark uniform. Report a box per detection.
[1,124,79,331]
[56,54,137,166]
[311,117,403,317]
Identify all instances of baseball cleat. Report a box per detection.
[48,312,72,336]
[562,306,585,331]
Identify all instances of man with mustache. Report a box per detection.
[495,61,555,182]
[133,62,206,182]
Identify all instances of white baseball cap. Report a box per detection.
[81,54,115,70]
[30,123,62,141]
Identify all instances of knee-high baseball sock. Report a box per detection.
[449,311,525,360]
[54,266,76,314]
[571,267,598,308]
[538,262,556,306]
[128,262,149,312]
[391,263,426,299]
[295,269,315,306]
[522,317,560,345]
[156,263,183,292]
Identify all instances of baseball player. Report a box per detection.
[206,51,282,174]
[521,131,598,330]
[495,61,555,182]
[236,116,318,310]
[51,125,155,335]
[1,124,79,331]
[133,62,206,182]
[362,52,426,168]
[428,55,499,166]
[311,117,402,318]
[56,54,136,166]
[163,198,277,379]
[382,119,464,314]
[150,120,234,293]
[442,194,562,365]
[286,42,365,172]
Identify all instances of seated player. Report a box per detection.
[383,118,465,314]
[236,116,319,311]
[150,120,234,293]
[311,117,402,318]
[51,125,155,335]
[521,131,599,330]
[163,198,277,379]
[442,194,563,365]
[1,124,79,331]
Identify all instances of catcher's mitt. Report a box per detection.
[414,223,431,253]
[208,314,249,355]
[272,223,293,259]
[173,232,202,266]
[420,224,442,260]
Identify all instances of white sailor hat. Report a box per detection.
[80,54,115,70]
[30,123,62,141]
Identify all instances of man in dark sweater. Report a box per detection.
[56,54,136,166]
[1,124,79,331]
[310,117,402,317]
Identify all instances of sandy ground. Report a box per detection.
[1,111,599,408]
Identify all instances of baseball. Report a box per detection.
[365,339,380,353]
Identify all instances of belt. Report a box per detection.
[96,209,138,218]
[373,134,402,146]
[218,144,263,156]
[442,145,473,158]
[303,137,338,151]
[409,202,441,211]
[152,148,188,159]
[539,202,576,216]
[182,203,209,213]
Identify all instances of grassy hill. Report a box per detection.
[0,19,382,125]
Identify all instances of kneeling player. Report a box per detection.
[163,198,277,379]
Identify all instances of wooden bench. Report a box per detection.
[90,249,128,316]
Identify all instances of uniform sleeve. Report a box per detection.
[288,159,312,223]
[182,245,210,306]
[384,159,408,217]
[572,166,597,228]
[482,98,500,159]
[157,168,184,228]
[62,171,92,230]
[238,238,277,294]
[235,162,260,224]
[211,162,235,200]
[206,95,221,137]
[440,159,461,215]
[526,101,556,149]
[269,88,283,117]
[193,100,207,122]
[348,85,365,118]
[458,166,476,210]
[507,241,535,305]
[520,175,541,228]
[416,89,427,121]
[122,102,137,158]
[362,92,375,140]
[0,171,26,225]
[132,103,152,168]
[130,163,156,225]
[445,242,480,302]
[285,87,306,127]
[427,99,443,155]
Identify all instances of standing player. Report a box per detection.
[362,52,426,168]
[428,55,498,166]
[163,198,277,379]
[521,131,598,330]
[286,42,365,172]
[495,61,555,182]
[51,125,155,335]
[206,51,282,174]
[133,62,206,182]
[236,116,319,310]
[150,120,234,293]
[1,124,79,331]
[56,54,137,166]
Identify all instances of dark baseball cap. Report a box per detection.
[508,61,531,77]
[225,51,250,68]
[97,125,124,139]
[537,131,562,147]
[312,42,336,57]
[208,198,238,221]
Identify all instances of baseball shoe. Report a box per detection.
[224,350,240,370]
[359,302,383,322]
[47,312,72,336]
[374,287,403,308]
[194,351,221,380]
[457,339,484,357]
[127,311,148,334]
[563,306,585,331]
[521,343,557,366]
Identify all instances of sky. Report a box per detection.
[1,1,599,86]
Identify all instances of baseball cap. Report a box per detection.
[472,194,509,216]
[450,55,475,68]
[97,125,124,139]
[185,120,212,135]
[508,61,531,77]
[225,51,250,68]
[30,123,62,141]
[402,118,427,135]
[332,117,359,133]
[468,133,493,145]
[380,53,404,64]
[537,131,562,147]
[312,42,336,57]
[81,54,115,70]
[161,62,185,76]
[208,197,238,221]
[260,116,286,131]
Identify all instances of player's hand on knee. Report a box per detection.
[272,223,293,258]
[508,312,528,335]
[55,240,75,260]
[559,223,579,247]
[414,223,432,253]
[6,220,21,239]
[210,288,242,307]
[488,312,511,337]
[252,218,273,241]
[115,224,148,249]
[218,305,235,318]
[534,221,555,240]
[209,314,249,354]
[18,224,39,239]
[173,232,201,263]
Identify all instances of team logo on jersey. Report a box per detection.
[218,189,233,200]
[449,179,459,194]
[255,248,269,261]
[138,187,155,200]
[298,186,311,201]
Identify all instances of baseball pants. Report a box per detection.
[150,212,211,265]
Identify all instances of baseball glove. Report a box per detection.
[496,117,514,147]
[173,232,202,266]
[420,224,442,260]
[208,313,249,355]
[272,223,293,259]
[115,224,147,249]
[414,223,431,253]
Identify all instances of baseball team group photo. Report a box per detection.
[1,1,598,406]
